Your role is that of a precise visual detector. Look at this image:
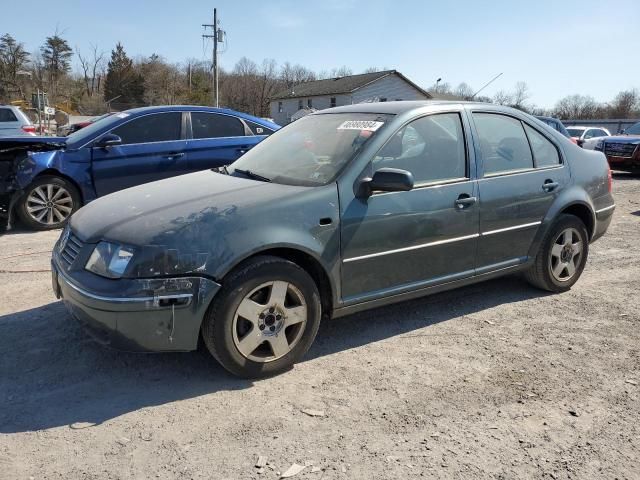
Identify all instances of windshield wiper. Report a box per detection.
[233,168,271,183]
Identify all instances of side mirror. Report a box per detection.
[358,168,414,198]
[95,133,122,149]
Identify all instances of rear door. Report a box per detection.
[185,112,262,172]
[470,110,569,272]
[91,112,187,196]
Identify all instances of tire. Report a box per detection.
[525,214,589,292]
[17,175,81,231]
[201,255,322,378]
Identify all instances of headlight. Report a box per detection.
[85,242,135,278]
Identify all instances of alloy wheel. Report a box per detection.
[549,227,583,282]
[25,184,73,226]
[232,281,307,362]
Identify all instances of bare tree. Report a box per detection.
[492,90,512,106]
[76,44,105,97]
[453,82,474,99]
[511,81,530,109]
[608,89,639,118]
[553,94,601,119]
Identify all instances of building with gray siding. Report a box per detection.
[270,70,437,125]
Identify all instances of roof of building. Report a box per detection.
[272,70,432,100]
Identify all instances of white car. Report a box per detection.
[566,126,611,149]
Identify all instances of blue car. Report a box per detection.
[0,106,279,230]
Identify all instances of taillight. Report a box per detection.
[607,164,612,193]
[21,125,36,134]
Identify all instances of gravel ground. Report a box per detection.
[0,174,638,480]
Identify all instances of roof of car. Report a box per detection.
[314,100,501,115]
[566,126,588,130]
[122,105,279,128]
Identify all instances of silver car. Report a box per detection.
[0,105,35,137]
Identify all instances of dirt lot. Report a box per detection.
[0,174,638,480]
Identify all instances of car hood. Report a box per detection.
[603,135,640,144]
[0,136,67,154]
[71,170,311,246]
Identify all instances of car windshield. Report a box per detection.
[625,122,640,135]
[566,128,584,137]
[66,112,129,146]
[229,113,392,186]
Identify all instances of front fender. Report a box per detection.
[526,185,595,260]
[15,150,95,202]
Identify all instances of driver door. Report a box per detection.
[91,112,187,196]
[340,111,479,302]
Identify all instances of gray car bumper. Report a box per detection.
[52,259,221,352]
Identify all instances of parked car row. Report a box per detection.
[0,106,279,230]
[47,101,615,377]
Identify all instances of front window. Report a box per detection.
[625,122,640,135]
[111,112,182,144]
[229,113,392,186]
[372,113,467,184]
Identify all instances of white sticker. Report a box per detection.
[115,113,130,119]
[337,120,384,131]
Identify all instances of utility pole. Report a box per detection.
[202,9,222,107]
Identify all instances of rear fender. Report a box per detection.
[526,186,595,260]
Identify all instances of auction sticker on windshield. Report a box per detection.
[337,120,384,131]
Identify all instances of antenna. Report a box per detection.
[471,72,503,99]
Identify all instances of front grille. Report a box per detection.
[604,142,637,158]
[60,232,84,267]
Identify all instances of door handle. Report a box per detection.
[542,180,559,191]
[455,195,477,209]
[163,152,184,161]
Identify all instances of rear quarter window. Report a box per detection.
[245,120,275,136]
[524,124,561,168]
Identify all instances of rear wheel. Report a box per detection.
[17,176,81,230]
[525,214,589,292]
[201,256,322,378]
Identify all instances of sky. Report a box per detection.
[2,0,638,108]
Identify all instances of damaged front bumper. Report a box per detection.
[51,254,221,352]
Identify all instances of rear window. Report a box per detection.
[191,112,246,139]
[566,128,583,137]
[0,109,18,122]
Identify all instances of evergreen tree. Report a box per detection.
[0,33,31,100]
[104,42,144,109]
[40,34,72,99]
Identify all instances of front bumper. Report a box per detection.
[605,154,640,171]
[52,257,221,352]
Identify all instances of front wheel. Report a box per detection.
[201,256,322,378]
[17,176,81,230]
[525,214,589,292]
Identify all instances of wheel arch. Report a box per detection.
[559,202,595,239]
[221,246,336,316]
[33,169,85,205]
